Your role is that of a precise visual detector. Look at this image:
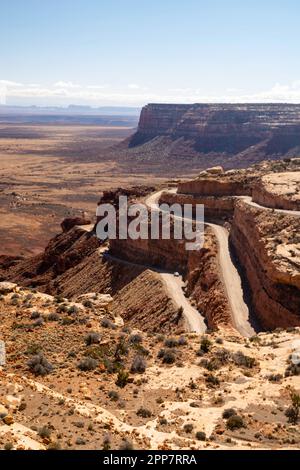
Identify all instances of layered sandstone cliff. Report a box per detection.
[230,200,300,329]
[126,103,300,170]
[252,171,300,211]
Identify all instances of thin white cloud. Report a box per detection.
[87,84,109,89]
[128,83,140,89]
[0,80,23,87]
[53,81,81,89]
[2,79,300,106]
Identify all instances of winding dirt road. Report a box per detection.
[147,189,300,338]
[87,188,298,337]
[101,251,207,334]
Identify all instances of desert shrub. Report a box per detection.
[249,335,261,344]
[57,304,68,313]
[68,305,79,315]
[285,362,300,377]
[119,439,134,450]
[30,311,40,320]
[183,423,194,433]
[196,349,205,357]
[47,442,62,450]
[164,337,178,348]
[61,316,74,325]
[18,401,27,411]
[156,334,165,342]
[200,358,221,371]
[132,343,149,357]
[195,431,206,441]
[285,391,300,424]
[215,337,223,344]
[178,336,187,346]
[102,434,111,450]
[137,407,152,418]
[108,390,119,401]
[114,337,129,357]
[85,332,101,346]
[75,437,86,445]
[130,355,147,373]
[47,312,60,322]
[27,354,53,376]
[214,348,231,365]
[159,417,168,425]
[38,426,51,438]
[101,317,115,329]
[121,326,132,334]
[226,415,245,430]
[158,348,176,364]
[73,421,84,428]
[200,336,212,353]
[205,374,220,387]
[115,369,129,388]
[232,351,257,368]
[268,373,283,382]
[25,343,41,355]
[78,357,98,371]
[55,295,64,304]
[222,408,237,419]
[33,318,44,328]
[213,395,224,405]
[129,333,143,344]
[83,299,93,308]
[4,442,13,451]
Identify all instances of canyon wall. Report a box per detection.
[158,191,235,220]
[110,220,232,330]
[252,172,300,211]
[186,229,232,329]
[177,178,250,197]
[230,200,300,329]
[127,103,300,169]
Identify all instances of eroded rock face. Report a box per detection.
[186,229,232,329]
[178,178,250,197]
[252,172,300,211]
[110,216,232,330]
[128,103,300,168]
[159,191,235,221]
[61,217,91,232]
[230,200,300,329]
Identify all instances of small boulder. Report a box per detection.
[0,282,17,295]
[3,414,14,425]
[0,404,8,417]
[206,166,224,175]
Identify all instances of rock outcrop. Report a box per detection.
[230,200,300,329]
[61,217,91,232]
[127,103,300,170]
[159,191,235,222]
[252,172,300,211]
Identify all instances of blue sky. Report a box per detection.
[1,0,300,106]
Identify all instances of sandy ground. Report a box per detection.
[0,282,299,450]
[0,124,166,255]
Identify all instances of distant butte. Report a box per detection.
[124,103,300,171]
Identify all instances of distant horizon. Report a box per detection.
[2,101,300,115]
